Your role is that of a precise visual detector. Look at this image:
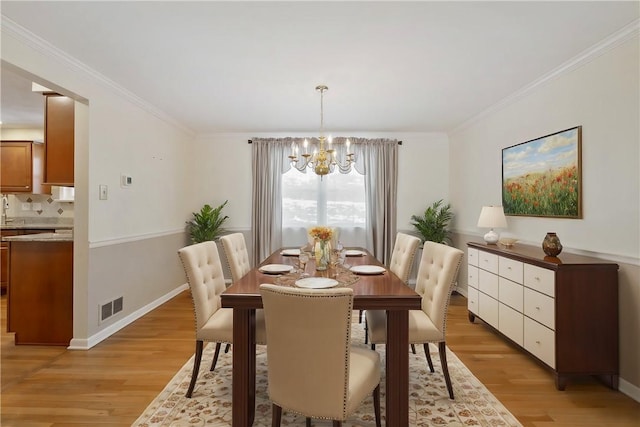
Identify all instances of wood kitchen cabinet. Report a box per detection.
[7,239,73,345]
[466,241,618,391]
[44,94,74,186]
[2,228,55,299]
[1,230,19,294]
[0,141,49,194]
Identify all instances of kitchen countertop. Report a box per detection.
[1,218,73,230]
[2,231,73,242]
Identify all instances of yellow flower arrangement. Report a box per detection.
[308,226,333,242]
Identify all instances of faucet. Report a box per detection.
[1,195,8,225]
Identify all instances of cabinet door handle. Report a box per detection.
[507,266,512,270]
[535,306,541,310]
[535,340,541,344]
[534,276,540,281]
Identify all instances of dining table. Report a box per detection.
[220,247,422,427]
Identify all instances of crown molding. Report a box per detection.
[451,18,640,135]
[1,16,195,137]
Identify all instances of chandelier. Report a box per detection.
[288,85,355,178]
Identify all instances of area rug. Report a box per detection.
[133,324,522,426]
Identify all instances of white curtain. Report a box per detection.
[350,138,398,264]
[251,138,293,265]
[251,137,398,265]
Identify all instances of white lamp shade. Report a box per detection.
[478,206,507,244]
[477,206,508,228]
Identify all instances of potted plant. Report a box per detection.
[187,200,229,244]
[410,199,453,245]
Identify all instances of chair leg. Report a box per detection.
[306,417,312,427]
[423,343,434,372]
[371,343,376,351]
[210,342,222,371]
[224,343,231,353]
[332,421,341,427]
[373,384,381,427]
[186,340,204,398]
[272,403,282,427]
[364,319,369,344]
[439,341,454,399]
[359,309,364,323]
[411,344,416,354]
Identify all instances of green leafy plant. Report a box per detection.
[187,200,229,244]
[410,199,453,245]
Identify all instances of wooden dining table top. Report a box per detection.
[222,247,421,311]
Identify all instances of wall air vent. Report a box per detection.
[99,296,124,323]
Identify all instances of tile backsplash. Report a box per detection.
[2,193,74,219]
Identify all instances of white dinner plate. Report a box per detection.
[259,264,294,274]
[350,265,386,275]
[345,249,366,257]
[280,248,301,256]
[295,277,339,289]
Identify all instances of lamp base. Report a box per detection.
[483,229,499,244]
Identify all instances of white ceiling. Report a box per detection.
[1,1,638,134]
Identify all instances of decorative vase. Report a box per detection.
[542,232,563,257]
[314,239,331,271]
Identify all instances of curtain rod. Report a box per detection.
[247,139,402,145]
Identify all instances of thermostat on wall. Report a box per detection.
[121,174,133,188]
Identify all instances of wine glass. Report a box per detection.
[298,251,310,277]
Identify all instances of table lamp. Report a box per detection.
[477,205,507,244]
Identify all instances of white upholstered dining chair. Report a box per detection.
[220,232,251,283]
[260,284,382,427]
[178,241,266,398]
[363,232,421,343]
[366,241,463,399]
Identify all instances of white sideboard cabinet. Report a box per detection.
[466,241,618,391]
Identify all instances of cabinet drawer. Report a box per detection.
[467,247,479,267]
[499,257,523,284]
[468,265,479,288]
[524,264,555,297]
[467,286,479,314]
[499,277,523,312]
[478,251,498,274]
[524,317,555,369]
[499,303,523,346]
[524,288,555,330]
[479,292,499,329]
[479,269,498,299]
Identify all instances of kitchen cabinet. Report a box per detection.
[1,230,19,294]
[2,228,55,299]
[7,239,73,345]
[0,141,49,194]
[44,94,74,186]
[467,241,618,391]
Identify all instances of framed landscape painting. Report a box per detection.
[502,126,582,218]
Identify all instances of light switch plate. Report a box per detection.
[120,174,132,188]
[99,184,108,200]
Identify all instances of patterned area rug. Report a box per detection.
[134,324,522,426]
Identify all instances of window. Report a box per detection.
[282,168,366,246]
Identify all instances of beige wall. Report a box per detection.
[2,23,196,348]
[448,37,640,397]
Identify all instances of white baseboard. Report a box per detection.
[619,378,640,403]
[68,284,188,350]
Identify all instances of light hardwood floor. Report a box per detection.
[2,291,639,426]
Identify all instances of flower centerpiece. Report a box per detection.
[308,226,334,271]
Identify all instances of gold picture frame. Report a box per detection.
[502,126,582,218]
